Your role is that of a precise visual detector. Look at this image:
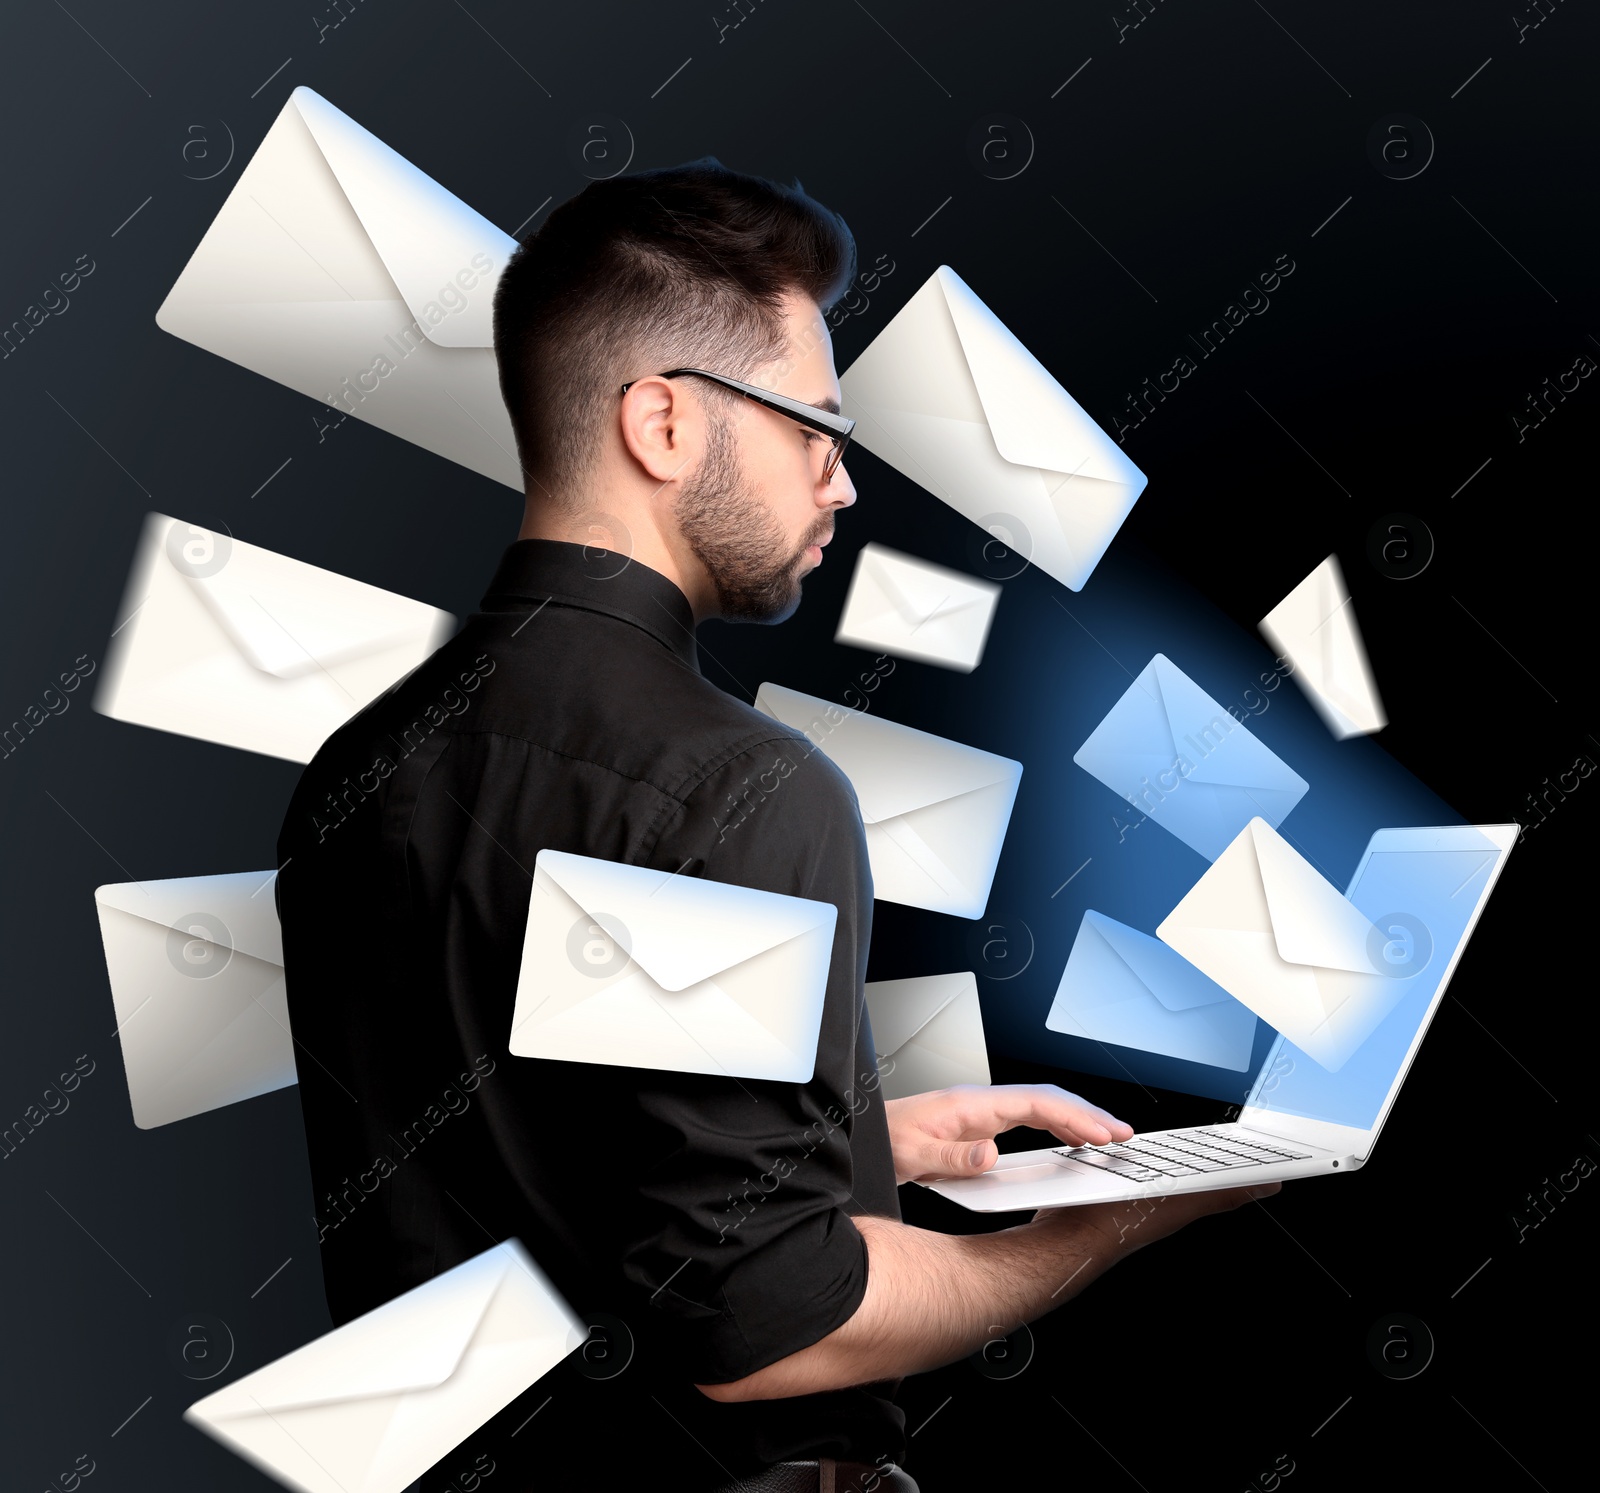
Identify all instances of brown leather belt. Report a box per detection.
[705,1457,918,1492]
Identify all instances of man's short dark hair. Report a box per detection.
[491,156,856,504]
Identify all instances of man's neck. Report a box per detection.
[517,497,715,623]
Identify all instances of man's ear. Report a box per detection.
[619,376,700,484]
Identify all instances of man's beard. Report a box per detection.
[673,406,828,624]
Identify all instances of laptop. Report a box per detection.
[923,823,1517,1212]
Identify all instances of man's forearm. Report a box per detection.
[696,1209,1124,1401]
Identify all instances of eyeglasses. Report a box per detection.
[619,367,854,483]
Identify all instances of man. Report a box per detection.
[277,158,1275,1491]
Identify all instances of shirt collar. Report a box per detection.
[479,538,701,673]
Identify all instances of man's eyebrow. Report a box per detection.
[805,395,842,416]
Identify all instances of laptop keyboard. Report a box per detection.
[1052,1128,1314,1182]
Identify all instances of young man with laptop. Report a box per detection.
[277,154,1511,1491]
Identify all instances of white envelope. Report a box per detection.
[837,265,1148,592]
[95,512,455,762]
[834,543,1001,672]
[156,86,522,490]
[1046,910,1257,1071]
[185,1239,586,1493]
[1073,653,1310,863]
[1157,818,1393,1072]
[865,972,991,1099]
[1259,554,1386,739]
[94,871,296,1129]
[509,850,837,1082]
[754,682,1022,919]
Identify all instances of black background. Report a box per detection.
[1,2,1593,1489]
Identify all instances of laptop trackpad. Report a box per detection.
[951,1160,1110,1195]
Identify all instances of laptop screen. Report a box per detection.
[1244,827,1510,1132]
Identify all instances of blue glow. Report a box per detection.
[915,536,1469,1106]
[1251,840,1504,1129]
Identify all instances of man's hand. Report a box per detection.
[697,1174,1286,1402]
[884,1083,1135,1184]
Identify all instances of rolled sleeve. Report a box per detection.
[618,729,881,1384]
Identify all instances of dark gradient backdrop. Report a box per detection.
[1,2,1593,1490]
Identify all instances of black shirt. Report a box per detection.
[276,538,906,1481]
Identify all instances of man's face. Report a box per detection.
[673,293,856,624]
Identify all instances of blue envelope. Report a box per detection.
[1046,910,1258,1070]
[1073,653,1308,861]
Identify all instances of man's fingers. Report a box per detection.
[912,1138,997,1181]
[964,1139,997,1173]
[1047,1111,1134,1147]
[1056,1120,1131,1146]
[980,1084,1134,1144]
[1040,1090,1133,1143]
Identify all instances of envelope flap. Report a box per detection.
[1250,820,1376,973]
[95,872,284,966]
[171,525,444,679]
[537,850,836,993]
[754,683,1019,823]
[289,86,515,348]
[1086,911,1232,1012]
[838,269,993,426]
[200,1243,518,1419]
[862,545,994,626]
[935,265,1145,486]
[1149,654,1290,790]
[865,973,970,1057]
